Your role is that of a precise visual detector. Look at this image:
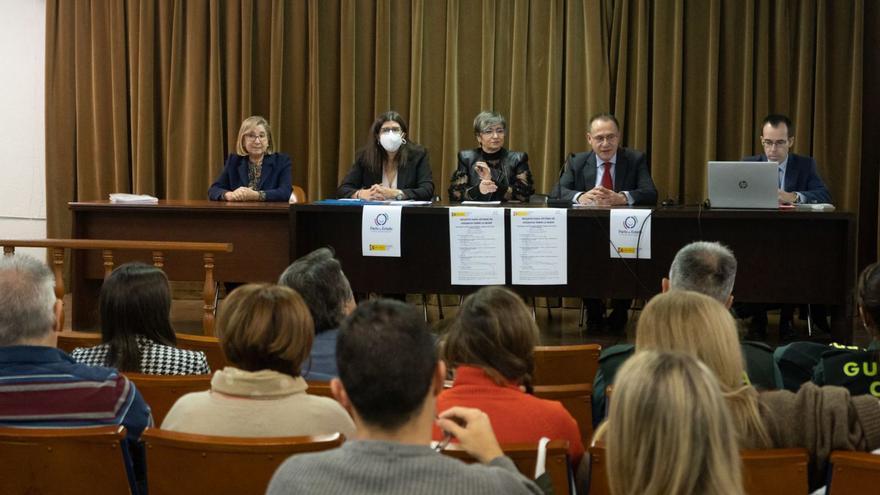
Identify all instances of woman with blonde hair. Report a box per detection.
[636,290,880,489]
[599,350,743,495]
[162,284,354,438]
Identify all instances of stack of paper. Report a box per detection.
[109,193,158,204]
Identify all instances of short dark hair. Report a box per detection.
[100,263,177,372]
[442,286,537,392]
[858,262,880,336]
[762,114,794,136]
[588,112,620,133]
[278,248,353,334]
[337,299,437,430]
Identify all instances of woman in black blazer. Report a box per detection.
[208,115,292,202]
[337,111,434,201]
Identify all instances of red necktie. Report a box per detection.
[601,162,614,190]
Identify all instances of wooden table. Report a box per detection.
[290,204,856,342]
[70,200,290,329]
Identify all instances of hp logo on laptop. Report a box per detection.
[738,180,748,189]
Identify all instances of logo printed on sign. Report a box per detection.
[738,180,748,189]
[623,216,638,229]
[369,244,388,251]
[374,213,389,226]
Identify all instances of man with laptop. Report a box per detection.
[551,113,658,333]
[737,113,833,338]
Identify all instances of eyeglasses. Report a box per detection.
[380,127,402,134]
[761,139,790,148]
[244,133,267,142]
[590,133,618,144]
[480,127,506,137]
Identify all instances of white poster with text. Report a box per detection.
[510,208,567,285]
[449,207,505,285]
[362,205,403,257]
[609,208,652,259]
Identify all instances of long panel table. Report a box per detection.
[290,204,856,342]
[70,200,290,329]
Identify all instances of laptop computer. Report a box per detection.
[707,161,778,209]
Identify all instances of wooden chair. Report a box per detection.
[533,344,602,385]
[829,451,880,494]
[291,184,308,203]
[533,383,593,448]
[588,445,808,495]
[442,439,571,495]
[306,380,335,399]
[176,333,227,371]
[0,425,132,495]
[57,330,101,354]
[125,373,212,426]
[142,428,342,495]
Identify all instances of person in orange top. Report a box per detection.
[434,286,584,467]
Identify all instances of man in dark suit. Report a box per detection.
[743,113,831,204]
[552,113,658,332]
[740,113,832,338]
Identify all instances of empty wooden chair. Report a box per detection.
[0,425,132,495]
[588,445,809,495]
[532,383,593,449]
[306,380,335,400]
[829,451,880,494]
[125,373,212,426]
[57,330,101,354]
[292,184,308,203]
[142,428,342,495]
[533,344,601,385]
[176,333,227,371]
[442,440,571,495]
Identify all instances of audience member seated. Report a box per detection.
[594,351,743,495]
[161,284,354,438]
[592,241,782,426]
[208,115,292,202]
[435,286,584,466]
[278,247,356,380]
[448,110,535,202]
[637,290,880,490]
[0,255,150,494]
[72,262,210,375]
[267,299,542,494]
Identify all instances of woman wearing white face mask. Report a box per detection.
[337,111,435,201]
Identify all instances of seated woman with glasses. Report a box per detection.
[161,284,355,438]
[448,111,534,202]
[434,286,584,467]
[337,111,434,201]
[72,263,210,375]
[208,115,292,202]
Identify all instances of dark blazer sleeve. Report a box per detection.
[789,154,831,204]
[208,154,242,200]
[260,153,293,202]
[551,153,586,202]
[337,158,369,199]
[619,148,658,205]
[400,147,435,200]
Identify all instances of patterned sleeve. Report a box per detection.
[448,159,473,202]
[508,153,535,202]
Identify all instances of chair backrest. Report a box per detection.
[176,333,227,371]
[0,425,131,495]
[533,344,602,385]
[57,330,102,354]
[306,380,335,399]
[829,451,880,494]
[741,448,809,494]
[125,373,213,426]
[292,185,308,203]
[442,440,571,495]
[532,383,593,450]
[589,445,809,495]
[142,428,342,495]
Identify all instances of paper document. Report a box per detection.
[362,205,403,257]
[461,201,502,205]
[449,207,505,285]
[510,208,567,285]
[609,209,652,259]
[109,193,158,204]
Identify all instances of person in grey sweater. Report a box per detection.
[267,299,542,495]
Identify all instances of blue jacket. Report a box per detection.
[743,152,831,204]
[208,152,293,202]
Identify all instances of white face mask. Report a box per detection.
[379,132,404,152]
